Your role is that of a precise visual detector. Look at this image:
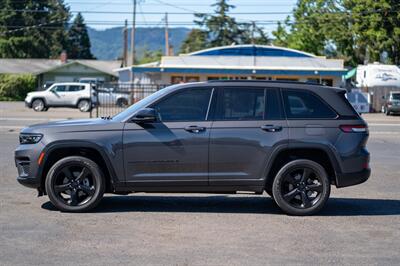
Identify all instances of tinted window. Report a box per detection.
[266,89,284,120]
[218,88,265,120]
[153,88,212,122]
[392,93,400,100]
[282,90,337,119]
[68,85,84,92]
[53,85,66,92]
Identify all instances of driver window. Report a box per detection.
[152,88,212,122]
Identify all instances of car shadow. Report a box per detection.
[41,195,400,216]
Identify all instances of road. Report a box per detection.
[1,102,400,265]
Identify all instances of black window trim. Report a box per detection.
[281,88,339,120]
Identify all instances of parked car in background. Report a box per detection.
[25,82,96,112]
[382,91,400,115]
[97,87,130,107]
[16,81,370,215]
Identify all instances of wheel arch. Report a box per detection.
[75,97,91,106]
[31,97,47,106]
[38,141,118,194]
[263,144,341,191]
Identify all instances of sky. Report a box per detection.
[64,0,297,34]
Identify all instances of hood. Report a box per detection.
[21,118,115,134]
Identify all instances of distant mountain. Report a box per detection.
[87,27,191,60]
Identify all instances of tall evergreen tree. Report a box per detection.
[0,0,70,58]
[66,12,94,59]
[181,0,270,51]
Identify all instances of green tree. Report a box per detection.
[183,0,270,50]
[0,0,70,58]
[66,12,94,59]
[137,49,162,64]
[179,29,208,54]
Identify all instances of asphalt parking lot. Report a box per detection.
[1,102,400,265]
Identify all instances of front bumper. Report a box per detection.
[15,143,44,189]
[25,100,32,108]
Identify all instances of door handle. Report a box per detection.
[184,125,206,133]
[261,125,282,132]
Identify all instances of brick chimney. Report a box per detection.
[60,50,68,64]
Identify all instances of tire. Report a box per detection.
[43,107,49,112]
[116,98,128,108]
[77,99,91,112]
[45,156,105,212]
[272,159,330,216]
[32,99,45,112]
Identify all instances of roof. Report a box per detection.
[115,44,346,76]
[188,44,316,58]
[0,59,122,76]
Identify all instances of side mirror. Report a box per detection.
[131,108,157,123]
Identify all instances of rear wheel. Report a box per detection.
[116,98,128,107]
[45,156,105,212]
[272,159,330,216]
[32,99,45,112]
[78,99,91,112]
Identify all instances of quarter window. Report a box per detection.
[152,88,212,122]
[282,90,337,119]
[217,88,265,120]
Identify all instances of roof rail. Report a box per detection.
[205,80,326,86]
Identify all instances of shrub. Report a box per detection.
[0,74,37,101]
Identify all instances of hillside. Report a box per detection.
[88,27,190,60]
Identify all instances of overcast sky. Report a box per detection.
[64,0,296,33]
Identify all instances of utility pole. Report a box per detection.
[164,12,169,56]
[123,19,128,67]
[131,0,137,66]
[251,21,256,45]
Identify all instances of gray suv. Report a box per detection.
[15,81,370,215]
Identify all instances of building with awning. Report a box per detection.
[116,44,347,87]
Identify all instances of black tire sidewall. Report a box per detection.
[45,156,105,212]
[272,159,331,216]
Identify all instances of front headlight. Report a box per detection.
[19,133,43,144]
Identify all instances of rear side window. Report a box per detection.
[282,89,337,119]
[68,85,84,92]
[217,88,265,120]
[152,88,212,122]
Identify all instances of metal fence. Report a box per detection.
[90,83,169,118]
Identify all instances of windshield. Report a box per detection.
[112,85,179,121]
[392,93,400,100]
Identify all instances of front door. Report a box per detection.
[47,85,67,105]
[209,87,289,186]
[123,87,214,187]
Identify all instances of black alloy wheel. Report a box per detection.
[45,156,105,212]
[272,159,330,216]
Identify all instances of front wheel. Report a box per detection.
[32,99,45,112]
[272,159,330,216]
[45,156,105,212]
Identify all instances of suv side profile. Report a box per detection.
[25,82,95,112]
[15,81,370,215]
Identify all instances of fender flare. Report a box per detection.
[261,142,342,187]
[38,140,119,190]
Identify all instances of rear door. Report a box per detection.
[209,87,289,186]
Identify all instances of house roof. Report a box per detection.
[0,59,122,76]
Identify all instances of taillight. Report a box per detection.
[340,124,368,133]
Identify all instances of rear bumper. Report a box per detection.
[336,168,371,188]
